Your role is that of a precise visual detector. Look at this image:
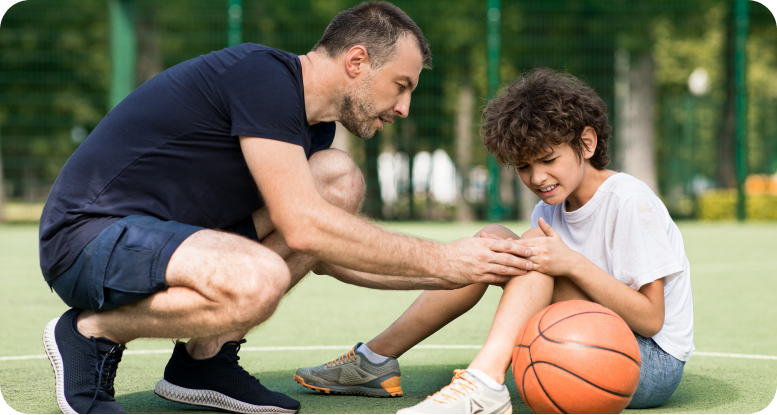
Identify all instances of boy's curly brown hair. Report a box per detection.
[481,68,612,170]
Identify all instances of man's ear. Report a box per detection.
[343,45,370,79]
[581,126,598,160]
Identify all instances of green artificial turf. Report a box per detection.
[1,221,776,413]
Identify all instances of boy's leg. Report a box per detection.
[367,224,520,358]
[293,224,520,397]
[398,228,591,414]
[468,228,592,383]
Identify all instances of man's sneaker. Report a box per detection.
[396,370,512,414]
[154,339,300,414]
[42,308,127,414]
[294,342,402,397]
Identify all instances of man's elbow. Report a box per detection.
[272,212,317,253]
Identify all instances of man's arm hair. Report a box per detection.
[312,263,466,291]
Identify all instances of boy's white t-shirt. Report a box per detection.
[530,172,694,361]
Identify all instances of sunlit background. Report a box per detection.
[0,0,775,223]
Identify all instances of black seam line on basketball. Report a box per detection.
[527,306,554,348]
[538,334,641,367]
[533,309,641,367]
[524,357,567,415]
[541,311,622,334]
[529,361,635,398]
[525,340,566,415]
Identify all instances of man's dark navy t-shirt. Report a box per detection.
[39,44,335,281]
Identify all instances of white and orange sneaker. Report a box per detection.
[397,370,512,414]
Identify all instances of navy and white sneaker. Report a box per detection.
[155,339,300,413]
[43,308,126,414]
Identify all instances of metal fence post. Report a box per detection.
[228,0,242,47]
[486,0,502,221]
[108,0,136,110]
[734,0,749,221]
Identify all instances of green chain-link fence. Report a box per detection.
[1,0,775,221]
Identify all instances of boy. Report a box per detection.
[295,68,694,413]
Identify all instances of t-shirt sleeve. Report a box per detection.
[219,52,305,144]
[530,201,549,228]
[611,195,684,290]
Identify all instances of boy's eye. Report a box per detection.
[543,157,558,164]
[515,164,529,171]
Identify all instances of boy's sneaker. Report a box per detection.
[155,339,300,413]
[43,308,127,414]
[396,370,512,414]
[294,342,403,397]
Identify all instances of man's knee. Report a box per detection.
[233,250,290,326]
[309,149,365,213]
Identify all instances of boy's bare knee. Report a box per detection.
[476,224,520,239]
[520,227,545,239]
[309,149,365,213]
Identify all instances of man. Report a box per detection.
[39,2,533,413]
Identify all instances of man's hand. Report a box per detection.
[440,237,534,285]
[516,217,582,278]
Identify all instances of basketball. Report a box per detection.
[512,300,642,414]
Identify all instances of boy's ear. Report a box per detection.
[581,126,598,160]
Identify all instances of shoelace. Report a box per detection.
[430,370,477,404]
[326,347,357,367]
[221,339,258,382]
[87,340,125,413]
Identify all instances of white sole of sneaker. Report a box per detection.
[154,379,298,414]
[43,317,78,414]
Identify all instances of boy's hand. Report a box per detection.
[517,217,582,277]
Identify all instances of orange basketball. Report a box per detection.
[512,300,641,414]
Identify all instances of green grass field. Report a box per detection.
[1,221,776,414]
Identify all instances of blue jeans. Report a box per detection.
[627,333,686,408]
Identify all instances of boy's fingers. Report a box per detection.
[538,217,558,237]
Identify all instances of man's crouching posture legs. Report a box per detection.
[44,149,364,414]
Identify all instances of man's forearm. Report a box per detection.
[314,263,465,291]
[283,201,444,278]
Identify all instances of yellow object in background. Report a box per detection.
[1,202,45,222]
[744,175,777,196]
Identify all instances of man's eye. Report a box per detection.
[397,84,406,93]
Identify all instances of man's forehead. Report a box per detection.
[385,36,422,81]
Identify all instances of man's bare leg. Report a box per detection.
[75,229,292,345]
[366,224,521,358]
[185,149,365,358]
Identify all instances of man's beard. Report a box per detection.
[338,74,383,139]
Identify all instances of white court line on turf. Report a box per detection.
[3,346,777,362]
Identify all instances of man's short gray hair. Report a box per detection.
[313,1,432,70]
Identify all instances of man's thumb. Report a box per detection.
[538,217,557,237]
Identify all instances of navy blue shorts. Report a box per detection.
[50,215,259,312]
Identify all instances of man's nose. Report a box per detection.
[394,94,411,118]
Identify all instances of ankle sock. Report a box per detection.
[465,369,504,390]
[355,343,389,364]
